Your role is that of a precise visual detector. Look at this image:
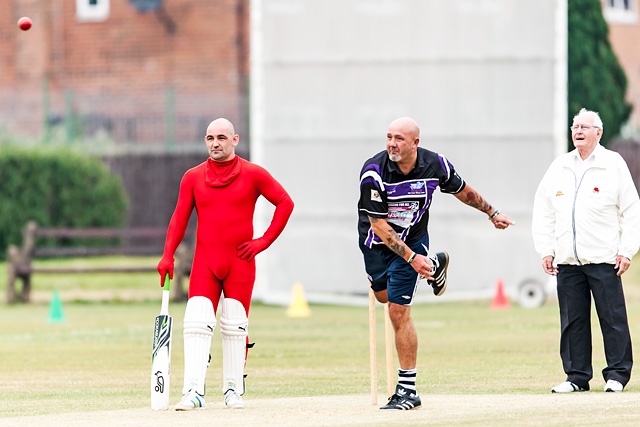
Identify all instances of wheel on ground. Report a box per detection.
[518,281,546,309]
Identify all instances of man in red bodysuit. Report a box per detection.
[157,117,294,410]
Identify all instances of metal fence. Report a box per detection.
[1,84,248,154]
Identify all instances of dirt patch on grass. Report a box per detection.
[2,393,640,427]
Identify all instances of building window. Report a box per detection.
[76,0,110,22]
[603,0,638,24]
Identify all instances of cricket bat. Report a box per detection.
[150,274,173,410]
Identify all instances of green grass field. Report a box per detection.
[2,257,640,425]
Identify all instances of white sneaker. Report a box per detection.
[551,381,587,393]
[175,389,205,411]
[224,389,245,409]
[604,379,624,392]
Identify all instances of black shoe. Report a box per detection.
[428,252,449,296]
[379,385,421,410]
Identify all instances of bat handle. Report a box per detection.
[160,275,171,315]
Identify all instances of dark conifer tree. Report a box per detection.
[568,0,631,148]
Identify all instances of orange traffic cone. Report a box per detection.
[491,278,509,310]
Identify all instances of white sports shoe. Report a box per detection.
[224,389,245,409]
[604,379,624,392]
[551,381,587,393]
[175,389,205,411]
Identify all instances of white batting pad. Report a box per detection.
[220,298,248,395]
[182,296,215,395]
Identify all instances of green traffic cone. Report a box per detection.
[47,290,66,324]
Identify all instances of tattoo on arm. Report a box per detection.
[385,228,406,258]
[463,189,492,213]
[369,216,407,258]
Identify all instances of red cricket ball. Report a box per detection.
[18,17,32,31]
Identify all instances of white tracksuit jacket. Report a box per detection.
[532,144,640,265]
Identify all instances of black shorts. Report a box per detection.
[359,235,429,305]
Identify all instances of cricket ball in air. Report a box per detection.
[18,17,32,31]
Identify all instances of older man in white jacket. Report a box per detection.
[532,108,640,394]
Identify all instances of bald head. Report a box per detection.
[204,118,239,162]
[386,117,420,170]
[388,117,420,141]
[207,118,235,135]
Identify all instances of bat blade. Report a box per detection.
[151,277,172,411]
[151,313,172,410]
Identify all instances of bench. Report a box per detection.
[6,221,192,304]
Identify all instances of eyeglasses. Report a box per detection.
[570,124,599,132]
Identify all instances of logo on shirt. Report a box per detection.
[371,189,382,202]
[410,181,425,191]
[555,191,564,197]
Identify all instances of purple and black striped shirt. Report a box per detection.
[358,147,465,248]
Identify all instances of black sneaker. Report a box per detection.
[379,385,421,410]
[428,251,449,296]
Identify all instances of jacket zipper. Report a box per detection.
[571,167,592,265]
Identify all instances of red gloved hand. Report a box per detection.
[157,256,174,286]
[237,238,269,261]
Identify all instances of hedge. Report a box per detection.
[0,146,128,252]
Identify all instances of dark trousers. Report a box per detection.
[557,263,633,389]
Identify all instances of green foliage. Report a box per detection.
[0,146,128,251]
[568,0,632,148]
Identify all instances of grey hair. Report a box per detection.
[574,108,604,130]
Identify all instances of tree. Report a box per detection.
[568,0,631,148]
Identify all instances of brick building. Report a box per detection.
[0,0,249,151]
[2,1,636,145]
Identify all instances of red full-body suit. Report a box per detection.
[158,156,294,315]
